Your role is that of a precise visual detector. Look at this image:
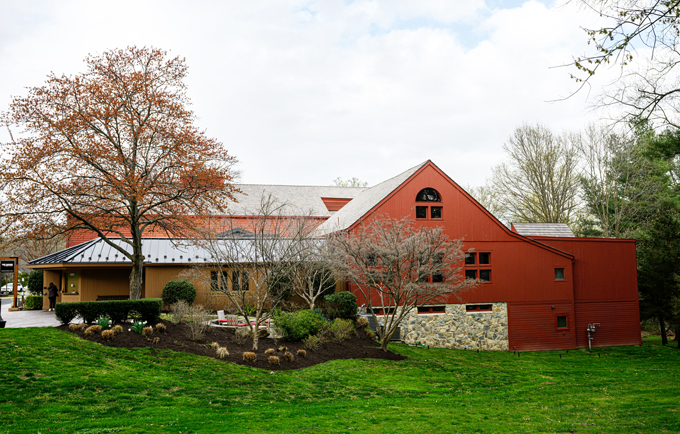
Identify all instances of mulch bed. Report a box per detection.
[56,320,406,371]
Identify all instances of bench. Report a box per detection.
[96,295,130,301]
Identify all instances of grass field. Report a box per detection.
[1,328,678,433]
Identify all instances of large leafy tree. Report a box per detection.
[0,47,238,299]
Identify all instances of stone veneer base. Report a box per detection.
[401,302,509,351]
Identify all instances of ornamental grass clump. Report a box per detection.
[186,305,210,341]
[210,342,220,350]
[216,347,229,359]
[242,352,256,362]
[265,348,275,355]
[69,323,79,331]
[297,349,306,358]
[278,346,287,352]
[112,325,123,334]
[142,326,153,336]
[303,335,322,352]
[268,356,280,365]
[356,316,369,329]
[284,351,294,362]
[77,323,88,330]
[101,330,114,341]
[155,323,166,333]
[84,325,101,336]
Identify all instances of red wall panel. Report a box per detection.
[507,302,577,351]
[574,301,642,348]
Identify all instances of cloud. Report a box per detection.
[0,0,610,187]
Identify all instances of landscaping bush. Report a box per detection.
[324,292,358,320]
[273,309,327,341]
[329,318,356,341]
[162,280,196,306]
[27,270,43,296]
[53,299,162,325]
[23,295,43,310]
[55,303,78,325]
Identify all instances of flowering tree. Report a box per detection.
[0,47,238,299]
[328,216,476,351]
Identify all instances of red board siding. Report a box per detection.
[508,302,577,351]
[574,301,641,348]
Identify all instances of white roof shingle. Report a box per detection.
[512,223,575,238]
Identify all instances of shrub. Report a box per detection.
[284,351,294,362]
[268,356,280,365]
[130,299,162,324]
[324,292,357,320]
[242,352,256,362]
[356,316,370,329]
[27,270,43,296]
[216,347,229,359]
[329,318,356,341]
[162,280,196,306]
[23,295,43,310]
[169,300,190,324]
[112,325,123,334]
[78,301,103,324]
[155,323,166,333]
[186,305,210,341]
[55,303,78,325]
[303,335,322,352]
[101,330,114,341]
[97,317,110,328]
[142,327,153,336]
[273,309,327,342]
[297,349,306,358]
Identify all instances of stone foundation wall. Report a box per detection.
[401,303,509,351]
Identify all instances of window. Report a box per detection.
[415,188,443,220]
[556,315,568,329]
[465,270,477,280]
[432,272,444,283]
[210,271,219,291]
[418,305,446,314]
[465,252,476,265]
[479,252,490,265]
[220,271,229,291]
[431,206,442,219]
[415,188,441,202]
[555,268,565,280]
[370,307,395,315]
[479,270,491,282]
[231,270,249,291]
[466,304,492,313]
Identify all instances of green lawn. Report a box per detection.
[1,329,678,433]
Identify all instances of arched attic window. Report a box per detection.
[415,188,443,220]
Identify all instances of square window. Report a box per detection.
[416,206,428,219]
[479,270,491,282]
[465,270,477,280]
[465,252,476,265]
[557,315,568,329]
[555,268,565,280]
[431,206,442,219]
[432,272,444,283]
[479,252,490,265]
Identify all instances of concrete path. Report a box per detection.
[0,298,61,328]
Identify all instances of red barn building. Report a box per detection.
[29,160,641,351]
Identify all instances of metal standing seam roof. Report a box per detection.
[28,237,324,266]
[228,184,367,217]
[511,223,575,238]
[313,161,428,236]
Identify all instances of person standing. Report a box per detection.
[47,282,58,312]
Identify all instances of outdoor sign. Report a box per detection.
[1,260,15,273]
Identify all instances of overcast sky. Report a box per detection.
[0,0,614,188]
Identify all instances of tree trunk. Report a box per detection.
[252,323,259,351]
[659,314,668,345]
[129,227,144,300]
[380,337,389,352]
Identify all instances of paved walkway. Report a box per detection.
[0,298,62,328]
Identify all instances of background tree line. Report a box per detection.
[471,119,680,346]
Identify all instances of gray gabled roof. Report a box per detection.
[229,184,366,217]
[511,223,575,238]
[313,161,428,236]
